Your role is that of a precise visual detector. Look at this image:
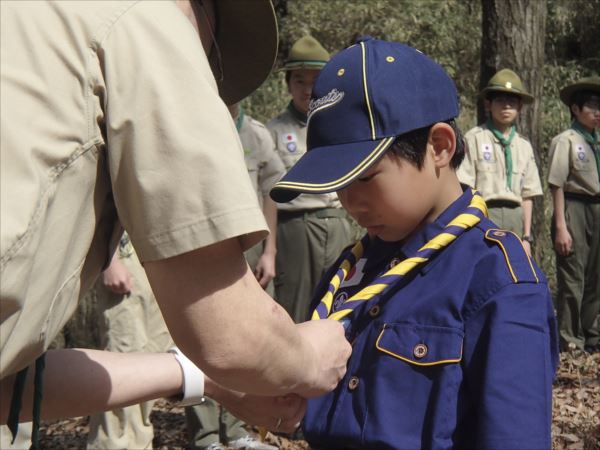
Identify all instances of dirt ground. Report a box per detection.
[39,349,599,450]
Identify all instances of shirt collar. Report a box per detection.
[287,101,308,126]
[400,185,473,258]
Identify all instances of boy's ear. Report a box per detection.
[429,123,456,168]
[570,104,580,116]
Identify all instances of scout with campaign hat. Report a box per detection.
[456,68,542,256]
[267,35,353,323]
[1,1,353,447]
[548,75,600,353]
[271,36,557,449]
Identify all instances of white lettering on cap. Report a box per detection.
[307,89,345,125]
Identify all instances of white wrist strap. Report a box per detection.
[168,347,205,406]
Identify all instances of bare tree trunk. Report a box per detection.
[479,0,548,262]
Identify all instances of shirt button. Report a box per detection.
[348,376,360,390]
[413,343,428,359]
[368,305,380,317]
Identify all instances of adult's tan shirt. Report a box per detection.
[457,125,543,204]
[239,114,285,206]
[267,109,342,211]
[547,129,600,196]
[0,1,267,379]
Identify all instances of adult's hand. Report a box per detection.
[216,388,306,433]
[295,319,352,398]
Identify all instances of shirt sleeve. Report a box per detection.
[547,135,571,188]
[456,131,477,188]
[462,282,558,450]
[99,2,267,261]
[521,141,543,198]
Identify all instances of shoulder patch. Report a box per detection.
[484,229,539,284]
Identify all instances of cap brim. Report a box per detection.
[212,0,278,105]
[560,82,600,106]
[270,136,395,203]
[479,87,534,104]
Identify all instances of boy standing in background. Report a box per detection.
[458,69,543,256]
[548,76,600,353]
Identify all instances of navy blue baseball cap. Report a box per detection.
[270,37,460,203]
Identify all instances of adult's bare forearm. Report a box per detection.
[0,349,182,424]
[145,238,319,397]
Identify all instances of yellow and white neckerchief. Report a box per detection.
[312,190,488,322]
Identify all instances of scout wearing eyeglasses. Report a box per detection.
[271,37,558,449]
[457,69,543,256]
[548,76,600,353]
[267,36,354,323]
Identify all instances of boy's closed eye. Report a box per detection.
[357,172,377,182]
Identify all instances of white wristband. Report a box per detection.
[168,347,205,406]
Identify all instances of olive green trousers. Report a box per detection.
[554,198,600,351]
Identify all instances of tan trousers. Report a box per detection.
[87,251,172,450]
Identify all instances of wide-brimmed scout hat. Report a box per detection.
[559,76,600,106]
[270,37,459,203]
[281,35,330,71]
[207,0,278,104]
[479,68,534,104]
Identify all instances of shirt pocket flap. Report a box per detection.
[375,324,464,366]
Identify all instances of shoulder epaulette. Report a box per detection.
[484,229,539,283]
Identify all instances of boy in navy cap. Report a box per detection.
[271,38,558,449]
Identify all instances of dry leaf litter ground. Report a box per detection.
[39,350,599,449]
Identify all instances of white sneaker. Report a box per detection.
[228,435,278,450]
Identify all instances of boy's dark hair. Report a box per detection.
[569,90,599,119]
[388,120,465,170]
[285,70,292,85]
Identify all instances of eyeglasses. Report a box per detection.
[582,101,600,112]
[192,0,224,82]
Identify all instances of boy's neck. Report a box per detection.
[489,119,513,136]
[424,173,463,225]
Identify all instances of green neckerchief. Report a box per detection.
[234,107,245,132]
[487,119,517,190]
[287,101,307,126]
[571,120,600,182]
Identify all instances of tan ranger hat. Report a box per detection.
[282,35,330,71]
[205,0,278,104]
[559,76,600,106]
[479,68,534,104]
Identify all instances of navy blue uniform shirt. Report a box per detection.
[304,187,558,450]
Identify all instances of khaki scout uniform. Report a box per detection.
[240,113,285,283]
[1,0,267,385]
[548,128,600,351]
[458,124,543,234]
[186,113,284,449]
[87,233,173,450]
[268,108,353,322]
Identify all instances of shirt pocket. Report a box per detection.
[375,323,464,366]
[475,160,497,173]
